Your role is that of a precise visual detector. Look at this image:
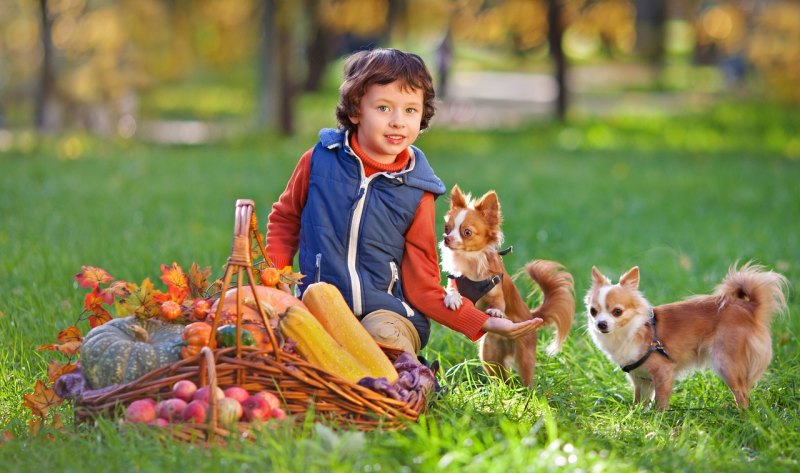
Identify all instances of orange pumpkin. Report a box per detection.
[242,323,275,351]
[210,285,307,326]
[181,322,213,359]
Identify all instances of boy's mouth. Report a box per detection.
[385,134,405,144]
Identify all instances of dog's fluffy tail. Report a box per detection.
[526,260,575,355]
[715,260,789,326]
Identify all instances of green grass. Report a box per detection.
[1,101,798,472]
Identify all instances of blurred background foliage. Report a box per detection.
[0,0,797,142]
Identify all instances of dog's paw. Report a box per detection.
[486,308,506,318]
[444,288,463,310]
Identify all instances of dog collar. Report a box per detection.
[621,308,671,373]
[445,246,512,303]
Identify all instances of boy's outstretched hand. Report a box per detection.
[481,317,544,339]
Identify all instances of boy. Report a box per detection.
[266,48,541,354]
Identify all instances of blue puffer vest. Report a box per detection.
[297,128,446,348]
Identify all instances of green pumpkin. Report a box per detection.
[215,324,256,348]
[80,316,184,389]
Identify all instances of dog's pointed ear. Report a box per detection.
[619,266,640,289]
[450,184,467,209]
[591,266,611,286]
[474,190,501,224]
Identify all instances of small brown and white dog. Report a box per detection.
[440,185,575,387]
[584,263,788,409]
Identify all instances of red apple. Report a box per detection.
[251,390,281,410]
[271,407,287,420]
[126,399,157,424]
[217,397,243,428]
[182,400,209,423]
[156,398,188,422]
[172,380,198,402]
[223,386,250,404]
[149,418,169,427]
[193,385,225,404]
[242,395,272,422]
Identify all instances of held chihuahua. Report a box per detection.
[440,185,575,387]
[584,263,788,409]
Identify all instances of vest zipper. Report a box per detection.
[388,261,415,317]
[347,174,373,316]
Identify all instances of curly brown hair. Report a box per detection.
[335,48,436,134]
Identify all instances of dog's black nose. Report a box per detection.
[596,321,608,332]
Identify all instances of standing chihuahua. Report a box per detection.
[440,185,575,387]
[585,263,788,409]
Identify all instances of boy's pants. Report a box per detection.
[361,310,421,354]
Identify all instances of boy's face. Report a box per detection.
[349,81,424,164]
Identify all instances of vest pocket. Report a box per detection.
[388,261,415,318]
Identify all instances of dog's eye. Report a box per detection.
[463,229,472,237]
[444,225,452,234]
[612,308,623,317]
[589,307,597,316]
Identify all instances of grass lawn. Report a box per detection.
[0,101,798,472]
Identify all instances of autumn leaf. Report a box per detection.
[188,263,212,296]
[47,361,79,383]
[74,266,113,289]
[57,326,82,343]
[22,380,62,418]
[82,288,113,328]
[159,262,189,303]
[121,278,159,318]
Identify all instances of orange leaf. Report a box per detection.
[160,262,189,304]
[104,280,131,300]
[47,361,79,383]
[57,326,82,344]
[36,341,81,356]
[189,263,212,296]
[74,266,113,289]
[83,287,105,312]
[88,310,113,328]
[22,380,62,418]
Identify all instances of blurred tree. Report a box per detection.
[303,0,334,92]
[35,0,56,132]
[548,0,568,122]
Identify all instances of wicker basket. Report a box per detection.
[74,199,430,441]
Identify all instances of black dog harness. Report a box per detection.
[621,309,671,373]
[446,246,512,304]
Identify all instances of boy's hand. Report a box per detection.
[481,317,543,339]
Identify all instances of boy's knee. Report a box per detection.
[361,310,421,354]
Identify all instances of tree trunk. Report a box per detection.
[35,0,56,131]
[547,0,567,122]
[303,0,330,92]
[257,0,278,129]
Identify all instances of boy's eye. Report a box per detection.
[612,308,623,317]
[405,107,418,114]
[589,307,597,317]
[378,105,389,112]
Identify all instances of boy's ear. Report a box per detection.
[619,266,640,289]
[348,114,360,125]
[474,191,501,226]
[450,185,467,209]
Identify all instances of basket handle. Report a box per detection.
[207,199,282,364]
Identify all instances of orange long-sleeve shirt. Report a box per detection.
[265,134,489,342]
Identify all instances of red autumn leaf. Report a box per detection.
[160,262,189,302]
[74,266,113,289]
[151,289,171,304]
[47,361,79,383]
[22,380,62,418]
[83,287,106,312]
[188,263,212,296]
